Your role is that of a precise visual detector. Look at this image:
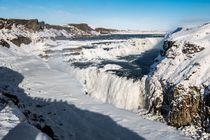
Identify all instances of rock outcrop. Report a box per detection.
[68,23,94,34]
[147,23,210,133]
[95,28,118,34]
[0,39,10,48]
[11,36,32,47]
[0,18,44,32]
[0,18,99,46]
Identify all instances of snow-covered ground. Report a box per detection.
[24,37,163,111]
[0,44,190,139]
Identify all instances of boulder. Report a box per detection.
[0,39,10,48]
[11,36,32,47]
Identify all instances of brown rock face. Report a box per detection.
[11,36,32,47]
[168,85,202,127]
[69,23,94,34]
[95,28,118,34]
[154,40,210,131]
[0,20,4,29]
[0,18,44,32]
[25,19,44,31]
[157,83,210,131]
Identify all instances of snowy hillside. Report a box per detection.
[147,23,210,138]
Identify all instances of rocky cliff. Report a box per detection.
[95,28,118,34]
[0,18,96,47]
[147,24,210,134]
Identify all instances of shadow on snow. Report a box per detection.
[0,67,145,140]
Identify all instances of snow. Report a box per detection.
[3,122,52,140]
[0,98,51,140]
[0,104,22,139]
[28,37,163,111]
[0,43,190,139]
[151,23,210,87]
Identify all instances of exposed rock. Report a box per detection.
[0,19,4,29]
[41,125,55,140]
[25,19,44,31]
[148,23,210,136]
[95,28,118,34]
[2,91,20,106]
[182,43,205,55]
[11,36,32,47]
[160,41,175,57]
[0,18,44,32]
[0,39,10,48]
[167,85,202,127]
[69,23,94,34]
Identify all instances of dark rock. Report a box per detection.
[171,27,183,34]
[69,23,94,34]
[163,41,175,52]
[0,19,4,29]
[41,125,55,139]
[11,36,32,47]
[160,41,175,57]
[0,18,44,32]
[0,39,10,48]
[161,85,203,128]
[95,28,118,34]
[2,91,20,106]
[25,19,42,32]
[182,43,205,55]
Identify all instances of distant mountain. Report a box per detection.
[95,28,118,34]
[68,23,95,34]
[0,18,96,47]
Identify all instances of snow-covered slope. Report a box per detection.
[146,23,210,138]
[0,44,190,140]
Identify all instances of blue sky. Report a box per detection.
[0,0,210,30]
